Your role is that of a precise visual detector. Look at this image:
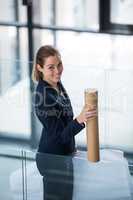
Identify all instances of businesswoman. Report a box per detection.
[32,45,97,199]
[32,45,96,156]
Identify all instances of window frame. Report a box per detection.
[99,0,133,35]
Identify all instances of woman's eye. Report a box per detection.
[49,66,54,70]
[58,63,62,68]
[48,63,62,70]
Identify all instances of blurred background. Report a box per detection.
[1,0,133,152]
[0,0,133,199]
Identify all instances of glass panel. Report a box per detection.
[0,0,15,22]
[56,0,99,30]
[110,35,133,70]
[25,150,132,200]
[0,26,29,90]
[0,0,27,23]
[0,27,28,63]
[106,70,133,152]
[0,148,24,200]
[56,32,133,152]
[57,32,107,147]
[111,0,133,25]
[19,28,29,79]
[33,29,54,54]
[25,150,43,200]
[60,67,106,147]
[18,0,27,23]
[0,60,31,139]
[0,26,30,139]
[32,0,53,25]
[0,27,17,93]
[0,26,17,62]
[57,31,112,69]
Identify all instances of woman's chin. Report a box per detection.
[55,77,61,82]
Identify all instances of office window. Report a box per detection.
[111,0,133,25]
[19,28,29,79]
[0,1,30,140]
[110,35,133,69]
[0,0,15,22]
[0,26,29,91]
[0,26,17,93]
[57,31,111,69]
[0,0,27,23]
[57,32,111,146]
[32,0,53,25]
[18,0,27,23]
[0,26,30,139]
[0,0,133,151]
[57,32,133,152]
[33,29,54,54]
[105,69,133,151]
[56,0,99,30]
[0,60,31,139]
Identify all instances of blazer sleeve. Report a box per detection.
[35,88,85,144]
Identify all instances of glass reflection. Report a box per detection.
[36,152,73,200]
[0,149,131,200]
[24,150,132,200]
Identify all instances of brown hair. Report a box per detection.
[32,45,61,82]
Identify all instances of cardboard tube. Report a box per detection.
[84,89,100,162]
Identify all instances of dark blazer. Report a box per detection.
[35,79,85,155]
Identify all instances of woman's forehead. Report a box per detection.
[45,55,61,64]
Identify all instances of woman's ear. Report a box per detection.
[36,64,43,72]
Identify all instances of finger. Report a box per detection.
[86,116,97,121]
[86,110,97,115]
[86,112,98,118]
[86,108,97,112]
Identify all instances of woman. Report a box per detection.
[32,45,97,199]
[32,45,97,156]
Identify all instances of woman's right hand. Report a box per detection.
[76,105,97,124]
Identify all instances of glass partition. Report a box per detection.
[0,148,25,200]
[24,149,132,200]
[24,150,43,200]
[0,147,132,200]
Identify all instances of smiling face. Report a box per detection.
[37,55,63,87]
